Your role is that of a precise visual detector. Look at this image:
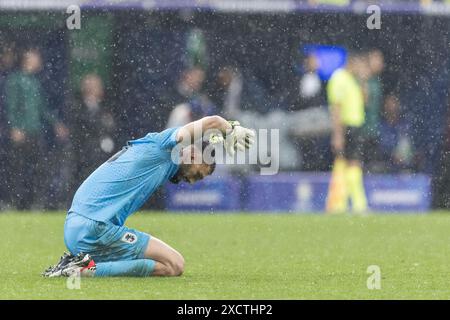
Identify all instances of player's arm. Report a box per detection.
[176,116,231,143]
[176,115,255,155]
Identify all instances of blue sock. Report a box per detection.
[94,259,155,277]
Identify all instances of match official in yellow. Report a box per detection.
[326,52,368,213]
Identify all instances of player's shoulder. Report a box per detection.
[158,126,180,137]
[158,127,181,150]
[127,132,158,145]
[329,68,348,82]
[128,127,180,150]
[327,68,352,93]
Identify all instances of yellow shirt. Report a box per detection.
[327,68,365,127]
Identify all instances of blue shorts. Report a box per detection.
[64,212,151,263]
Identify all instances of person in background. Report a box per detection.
[68,74,116,188]
[208,65,272,117]
[362,49,385,169]
[291,53,329,170]
[4,47,68,210]
[378,94,413,172]
[208,65,243,119]
[166,66,216,128]
[166,96,217,128]
[296,53,326,110]
[171,66,206,106]
[0,44,16,209]
[326,51,368,214]
[209,64,302,171]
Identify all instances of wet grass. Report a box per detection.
[1,211,450,299]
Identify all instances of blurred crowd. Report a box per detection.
[0,25,448,210]
[167,47,417,174]
[0,46,116,210]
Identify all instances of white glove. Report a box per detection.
[224,122,255,156]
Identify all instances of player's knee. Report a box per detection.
[172,255,184,276]
[175,255,185,276]
[168,254,184,276]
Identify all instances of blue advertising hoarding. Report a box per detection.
[165,172,431,213]
[165,174,241,212]
[365,174,431,212]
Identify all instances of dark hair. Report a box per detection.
[169,171,182,184]
[202,140,215,157]
[169,141,216,184]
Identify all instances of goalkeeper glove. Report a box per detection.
[209,120,255,156]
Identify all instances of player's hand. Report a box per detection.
[225,121,255,156]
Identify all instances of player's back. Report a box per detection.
[68,128,180,226]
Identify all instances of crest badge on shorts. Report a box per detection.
[121,232,138,244]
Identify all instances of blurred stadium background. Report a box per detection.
[0,0,449,214]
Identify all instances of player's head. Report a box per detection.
[170,141,216,184]
[346,50,370,80]
[303,53,319,73]
[180,66,206,93]
[217,65,238,88]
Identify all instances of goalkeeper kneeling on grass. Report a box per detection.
[43,116,254,278]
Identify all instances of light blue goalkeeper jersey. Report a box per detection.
[68,127,180,226]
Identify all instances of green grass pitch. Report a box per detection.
[1,211,450,299]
